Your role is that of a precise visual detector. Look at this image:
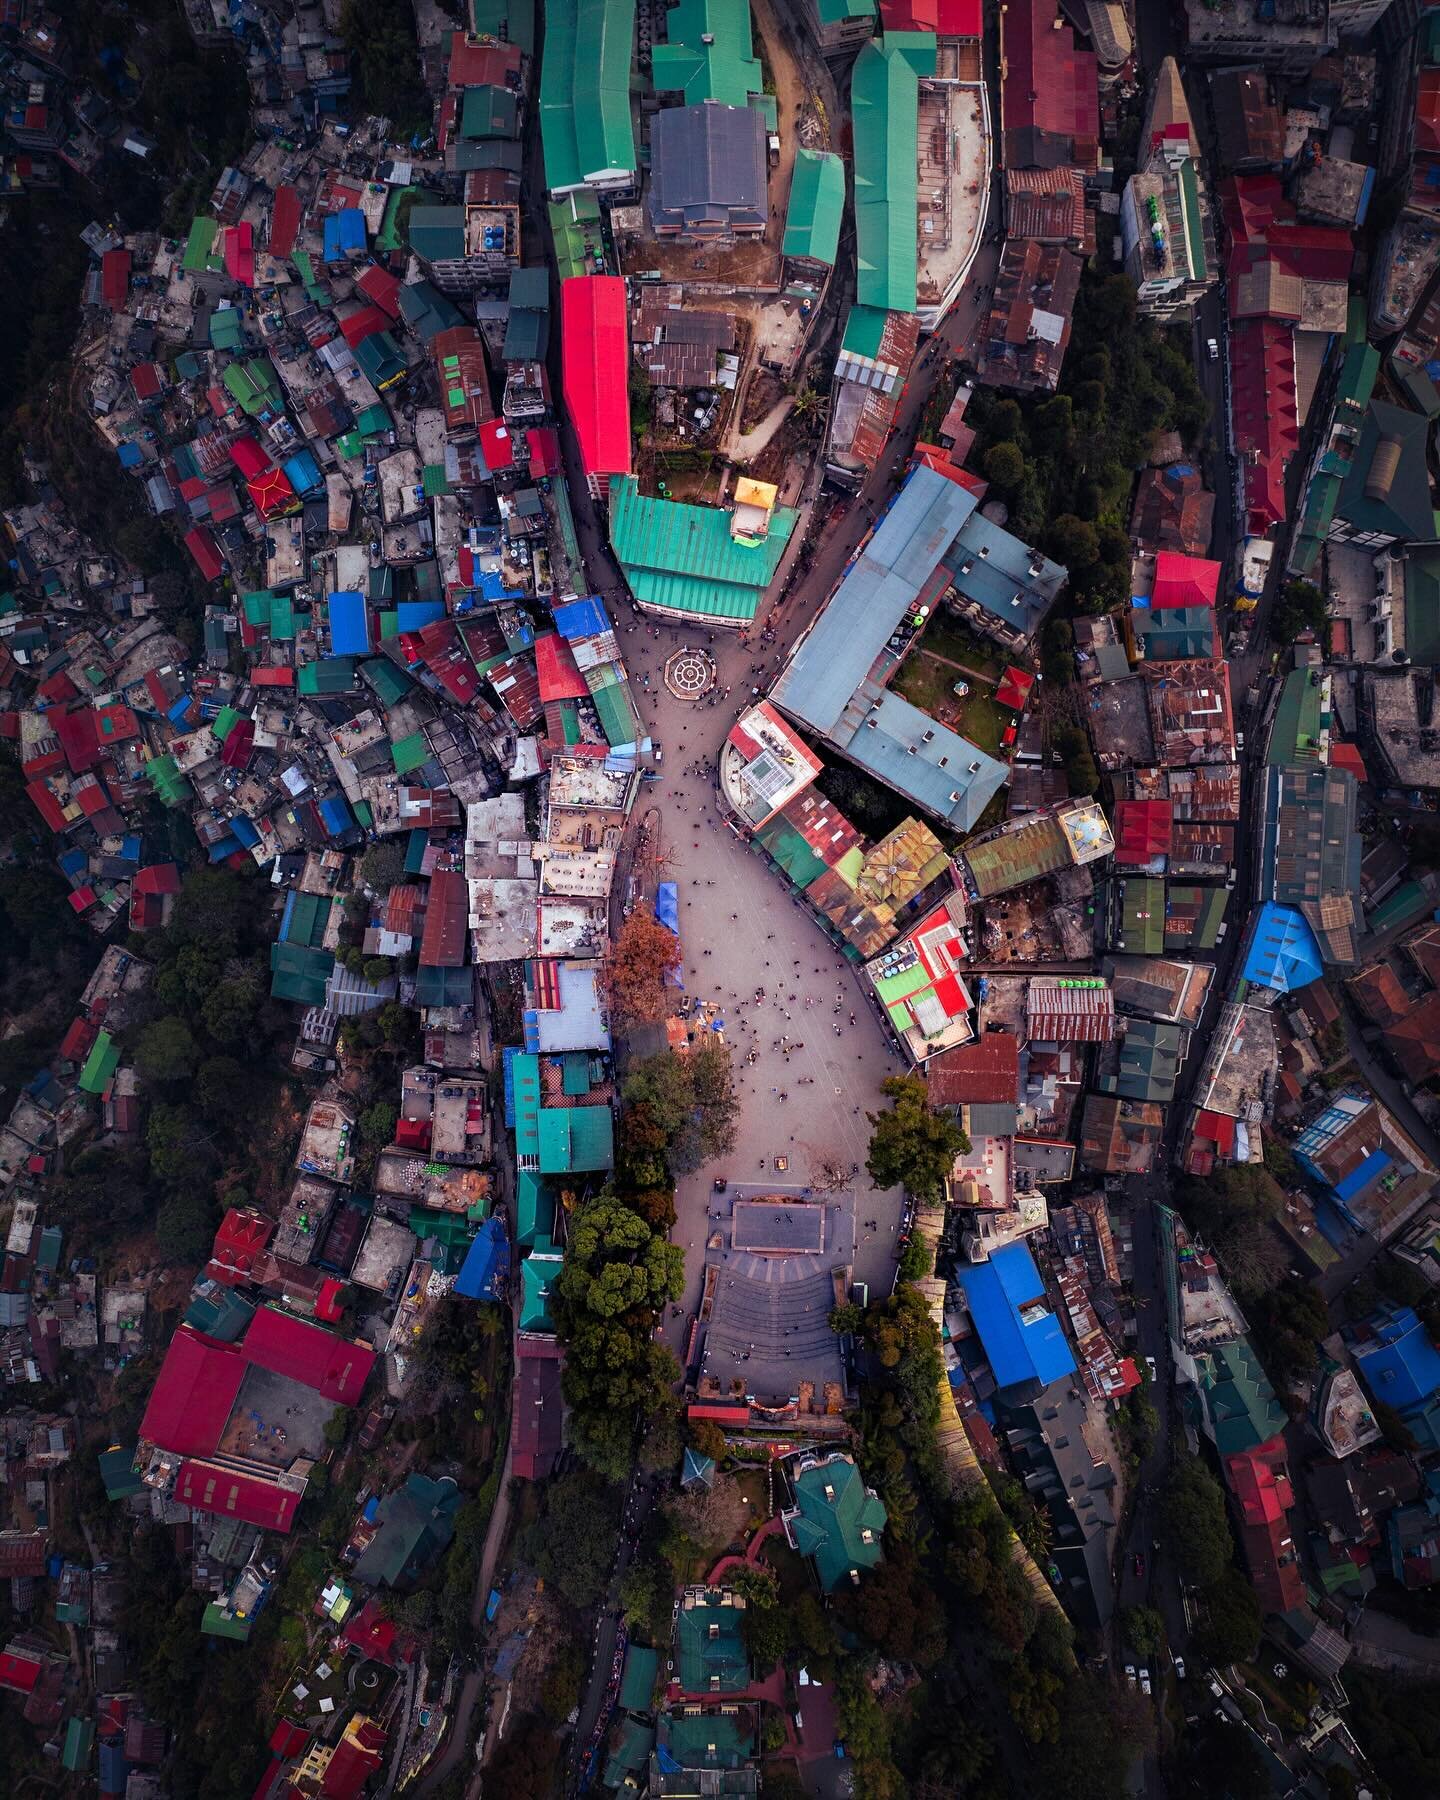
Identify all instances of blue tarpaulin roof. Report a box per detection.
[207,834,242,861]
[323,208,366,262]
[1355,1306,1440,1410]
[283,448,323,494]
[455,1215,509,1301]
[655,881,679,934]
[957,1242,1076,1394]
[230,815,260,848]
[319,793,355,835]
[1336,1148,1393,1203]
[1242,902,1323,993]
[553,596,611,640]
[328,590,371,655]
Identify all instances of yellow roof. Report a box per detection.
[734,476,778,511]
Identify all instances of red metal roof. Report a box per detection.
[1001,0,1099,171]
[561,276,632,482]
[526,426,560,477]
[220,717,255,767]
[339,304,388,348]
[223,220,255,286]
[994,666,1035,710]
[880,0,980,29]
[184,526,224,582]
[1150,551,1221,609]
[140,1326,246,1456]
[1229,316,1297,535]
[533,632,589,702]
[419,867,469,969]
[242,1306,376,1404]
[60,1016,96,1062]
[101,247,131,310]
[176,1459,301,1533]
[251,666,295,687]
[0,1647,42,1694]
[478,417,517,473]
[354,262,402,319]
[395,1114,431,1150]
[1329,740,1366,781]
[1193,1109,1237,1155]
[448,33,522,88]
[55,706,101,772]
[131,362,163,401]
[1112,798,1173,863]
[25,779,66,832]
[270,1722,310,1759]
[319,1719,387,1799]
[228,434,270,480]
[926,1033,1020,1106]
[247,467,298,520]
[269,185,301,258]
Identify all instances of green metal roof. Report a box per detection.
[182,215,218,272]
[1132,605,1215,662]
[755,813,828,889]
[270,940,334,1006]
[539,0,637,194]
[391,731,429,775]
[1116,877,1164,955]
[470,0,535,53]
[1337,400,1436,543]
[298,656,358,695]
[652,0,761,107]
[460,83,520,139]
[515,1169,556,1247]
[1197,1335,1287,1456]
[548,190,608,279]
[146,752,191,808]
[222,357,281,417]
[789,1454,887,1591]
[1267,668,1327,767]
[408,204,465,261]
[352,1473,460,1588]
[618,1644,659,1713]
[588,669,639,747]
[1096,1015,1185,1102]
[78,1030,120,1096]
[286,891,332,950]
[817,0,875,19]
[1163,884,1228,951]
[1406,545,1440,666]
[1178,157,1207,281]
[851,37,923,312]
[511,1051,541,1161]
[519,1246,563,1330]
[210,306,245,351]
[784,149,845,266]
[201,1603,254,1642]
[676,1590,750,1693]
[537,1104,614,1173]
[609,475,798,624]
[362,656,414,708]
[98,1447,144,1500]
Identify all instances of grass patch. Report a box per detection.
[761,1537,812,1605]
[890,657,1006,756]
[917,613,1005,679]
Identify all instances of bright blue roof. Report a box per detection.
[1336,1147,1393,1203]
[553,596,612,640]
[319,793,355,835]
[230,814,260,848]
[957,1242,1076,1394]
[455,1216,509,1300]
[397,600,446,632]
[207,834,242,862]
[1355,1305,1440,1412]
[117,442,143,468]
[1242,902,1324,993]
[329,590,371,655]
[324,207,366,262]
[284,448,323,494]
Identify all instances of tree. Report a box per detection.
[522,1471,621,1608]
[866,1075,967,1203]
[1047,514,1100,571]
[983,442,1026,492]
[897,1231,934,1283]
[688,1419,727,1463]
[360,841,406,890]
[1272,580,1326,644]
[196,1055,252,1123]
[833,1547,945,1667]
[1054,724,1100,798]
[1174,1712,1270,1800]
[608,912,682,1024]
[622,1044,738,1174]
[322,1407,352,1448]
[1122,1606,1165,1658]
[146,1103,215,1189]
[482,1713,561,1800]
[155,1191,214,1265]
[1197,1567,1262,1666]
[1162,1460,1236,1588]
[136,1016,198,1083]
[202,974,261,1045]
[360,1102,398,1144]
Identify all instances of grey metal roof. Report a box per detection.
[648,101,767,234]
[772,463,981,737]
[843,689,1009,831]
[945,513,1067,637]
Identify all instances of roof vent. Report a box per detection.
[968,760,982,772]
[922,728,935,743]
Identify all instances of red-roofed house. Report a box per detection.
[927,1033,1021,1107]
[0,1643,43,1695]
[131,361,164,403]
[561,276,632,498]
[995,666,1035,712]
[419,867,469,968]
[247,467,299,520]
[101,247,131,310]
[1224,1439,1305,1613]
[339,304,388,348]
[432,325,493,432]
[1113,799,1173,864]
[175,1459,302,1533]
[512,1333,566,1479]
[223,220,255,285]
[317,1715,387,1799]
[270,1722,310,1760]
[1150,551,1221,609]
[269,186,301,258]
[533,632,589,703]
[880,0,980,30]
[184,526,225,583]
[1000,0,1099,173]
[242,1306,376,1405]
[59,1016,97,1064]
[207,1207,274,1286]
[355,263,402,319]
[139,1327,246,1457]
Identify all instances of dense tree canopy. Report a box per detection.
[866,1075,969,1203]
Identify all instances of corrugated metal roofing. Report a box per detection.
[539,0,637,193]
[784,149,845,266]
[561,276,632,480]
[609,475,796,621]
[851,38,923,313]
[653,0,760,106]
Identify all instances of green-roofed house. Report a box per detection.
[222,356,282,420]
[1406,544,1440,667]
[782,1451,887,1591]
[1113,876,1165,955]
[146,752,192,808]
[519,1238,564,1331]
[407,205,466,263]
[98,1446,144,1501]
[658,1709,755,1769]
[1195,1336,1287,1456]
[471,0,536,53]
[515,1169,557,1248]
[1289,341,1382,578]
[184,1286,256,1343]
[1131,606,1217,662]
[209,305,246,352]
[461,83,520,140]
[675,1586,750,1694]
[182,215,219,272]
[62,1718,95,1774]
[511,1050,542,1169]
[652,0,762,107]
[539,0,637,198]
[784,148,845,273]
[78,1030,120,1096]
[298,656,358,695]
[603,1716,655,1789]
[1266,668,1329,768]
[1163,884,1229,952]
[851,35,925,314]
[270,940,335,1006]
[537,1104,614,1174]
[391,731,430,775]
[1328,400,1437,553]
[799,0,876,57]
[1095,1015,1185,1103]
[618,1644,659,1713]
[353,1474,461,1588]
[362,656,414,708]
[549,190,608,279]
[610,475,798,625]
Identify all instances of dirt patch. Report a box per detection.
[740,369,786,435]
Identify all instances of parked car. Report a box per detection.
[1173,1655,1187,1680]
[1207,338,1220,360]
[1140,1669,1152,1697]
[1144,1354,1157,1383]
[1134,1551,1145,1577]
[1125,1665,1137,1689]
